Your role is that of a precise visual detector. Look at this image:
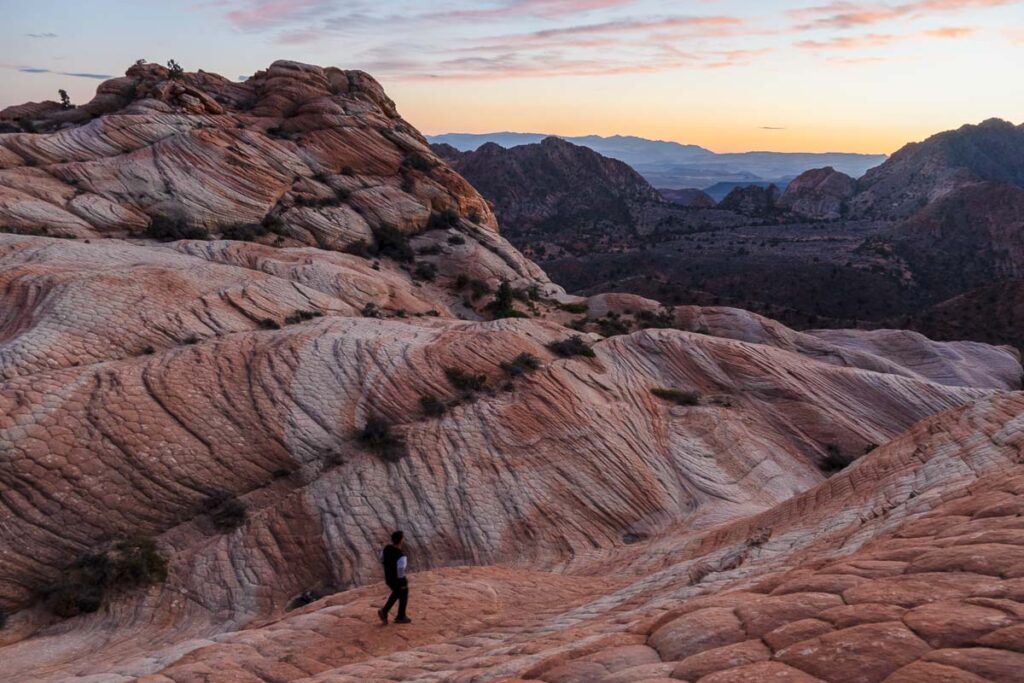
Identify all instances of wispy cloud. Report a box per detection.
[797,26,977,50]
[13,66,112,80]
[790,0,1019,30]
[761,126,787,130]
[26,32,58,39]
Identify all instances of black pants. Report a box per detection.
[383,578,408,619]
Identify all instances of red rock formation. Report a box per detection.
[0,62,1021,682]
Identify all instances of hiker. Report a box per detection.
[377,530,411,624]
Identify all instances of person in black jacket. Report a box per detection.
[377,530,411,624]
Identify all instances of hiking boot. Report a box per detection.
[377,608,388,624]
[394,616,412,624]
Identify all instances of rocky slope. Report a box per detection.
[851,118,1024,218]
[433,136,724,258]
[658,188,716,208]
[0,62,1022,682]
[779,167,856,220]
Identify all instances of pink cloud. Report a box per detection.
[224,0,333,30]
[440,0,638,19]
[796,33,899,49]
[923,26,976,37]
[790,0,1018,29]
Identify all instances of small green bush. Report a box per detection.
[220,223,269,241]
[650,388,700,406]
[146,215,208,241]
[445,367,487,392]
[414,262,438,281]
[448,234,466,246]
[201,493,247,531]
[419,394,446,417]
[371,224,414,263]
[405,153,435,172]
[426,209,459,231]
[358,416,405,461]
[258,318,281,330]
[821,444,851,474]
[559,302,588,314]
[547,335,595,358]
[284,310,320,325]
[42,537,167,618]
[598,315,630,337]
[167,59,184,79]
[362,303,382,318]
[500,353,541,377]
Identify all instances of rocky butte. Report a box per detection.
[0,61,1022,682]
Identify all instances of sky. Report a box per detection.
[1,0,1022,153]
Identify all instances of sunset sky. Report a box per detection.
[1,0,1022,153]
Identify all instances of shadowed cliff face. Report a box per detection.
[0,62,1022,683]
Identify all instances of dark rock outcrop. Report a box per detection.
[851,118,1024,218]
[659,187,717,208]
[779,167,855,220]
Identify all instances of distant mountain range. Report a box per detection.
[427,132,888,189]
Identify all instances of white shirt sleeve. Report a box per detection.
[397,555,407,578]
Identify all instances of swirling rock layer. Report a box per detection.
[0,233,1020,682]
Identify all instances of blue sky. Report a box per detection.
[2,0,1022,152]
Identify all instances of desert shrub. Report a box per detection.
[146,215,208,241]
[448,234,466,246]
[445,367,487,392]
[414,262,437,281]
[201,493,247,531]
[820,443,852,474]
[500,353,541,377]
[258,318,281,330]
[335,187,351,201]
[426,209,459,231]
[637,309,676,329]
[220,223,269,241]
[559,302,589,314]
[598,315,630,337]
[370,224,414,263]
[486,281,528,319]
[358,416,405,461]
[650,388,700,406]
[344,239,371,258]
[468,209,482,223]
[166,59,184,79]
[17,116,37,133]
[141,345,155,355]
[468,279,492,300]
[404,153,435,172]
[340,165,356,176]
[284,310,320,325]
[362,303,381,318]
[108,536,169,586]
[59,89,72,110]
[547,335,595,358]
[43,537,167,618]
[183,334,199,345]
[419,394,446,417]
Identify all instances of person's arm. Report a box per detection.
[397,555,407,579]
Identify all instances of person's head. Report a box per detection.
[391,530,404,547]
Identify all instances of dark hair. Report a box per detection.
[391,530,404,544]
